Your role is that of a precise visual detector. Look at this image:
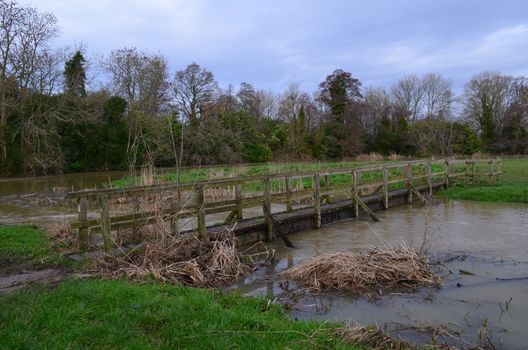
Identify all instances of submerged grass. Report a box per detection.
[0,279,359,349]
[0,225,78,275]
[439,158,528,203]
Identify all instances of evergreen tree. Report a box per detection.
[64,51,87,97]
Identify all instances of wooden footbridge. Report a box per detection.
[67,158,502,253]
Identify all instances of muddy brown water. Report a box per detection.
[231,200,528,350]
[1,173,528,348]
[0,171,126,225]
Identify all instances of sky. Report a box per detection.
[30,0,528,94]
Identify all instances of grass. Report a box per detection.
[0,226,74,275]
[0,279,359,349]
[439,158,528,203]
[108,160,445,194]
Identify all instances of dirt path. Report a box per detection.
[0,269,67,294]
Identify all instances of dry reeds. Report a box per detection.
[281,243,439,294]
[94,227,251,287]
[335,322,417,350]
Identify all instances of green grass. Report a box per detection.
[0,226,74,275]
[439,158,528,203]
[0,279,359,350]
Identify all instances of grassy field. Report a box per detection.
[439,158,528,203]
[0,226,66,275]
[0,226,359,349]
[109,159,450,194]
[0,279,357,349]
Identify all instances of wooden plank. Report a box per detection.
[314,174,321,228]
[235,184,243,220]
[78,197,88,252]
[262,178,273,241]
[382,167,388,210]
[285,176,292,212]
[426,160,432,195]
[196,185,206,239]
[99,195,112,255]
[350,191,379,222]
[405,163,413,204]
[352,170,359,218]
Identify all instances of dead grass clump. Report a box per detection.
[356,152,385,161]
[95,228,251,287]
[335,322,417,350]
[281,243,439,293]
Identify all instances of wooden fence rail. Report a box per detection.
[68,158,502,253]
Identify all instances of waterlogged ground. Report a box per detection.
[231,200,528,350]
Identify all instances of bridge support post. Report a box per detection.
[263,178,273,241]
[196,185,206,239]
[352,170,359,218]
[314,173,321,228]
[99,195,112,255]
[427,160,432,196]
[285,176,292,212]
[405,164,413,204]
[382,167,388,210]
[444,160,450,188]
[78,197,89,252]
[235,184,243,220]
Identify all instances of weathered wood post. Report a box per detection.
[426,160,433,195]
[196,184,206,239]
[382,167,388,210]
[314,173,321,228]
[99,195,112,255]
[263,178,273,241]
[497,158,502,182]
[285,176,293,212]
[235,184,243,220]
[352,170,359,218]
[405,163,413,204]
[489,159,494,185]
[78,197,89,252]
[444,159,450,188]
[324,174,329,187]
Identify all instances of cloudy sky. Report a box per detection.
[30,0,528,93]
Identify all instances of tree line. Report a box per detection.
[1,0,527,176]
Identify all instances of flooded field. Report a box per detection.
[232,200,528,349]
[1,172,527,349]
[0,172,125,225]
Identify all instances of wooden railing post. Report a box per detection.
[78,197,89,252]
[426,160,432,195]
[323,174,329,187]
[196,184,206,239]
[489,159,494,184]
[352,170,359,218]
[444,159,450,188]
[405,164,413,204]
[99,195,112,255]
[235,184,243,220]
[382,167,388,210]
[497,158,502,182]
[314,173,321,228]
[263,178,273,241]
[285,176,292,212]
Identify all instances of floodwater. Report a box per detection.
[0,171,125,225]
[2,173,528,348]
[232,200,528,350]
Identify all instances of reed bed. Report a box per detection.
[335,322,417,350]
[281,243,439,293]
[95,228,251,287]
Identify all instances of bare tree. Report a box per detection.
[421,73,453,120]
[362,87,392,136]
[278,84,314,154]
[391,74,424,122]
[0,0,58,162]
[171,62,219,128]
[105,47,169,117]
[463,72,513,146]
